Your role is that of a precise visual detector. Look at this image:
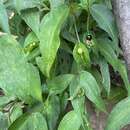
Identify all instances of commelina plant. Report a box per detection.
[0,0,130,130]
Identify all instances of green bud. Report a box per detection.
[77,48,83,54]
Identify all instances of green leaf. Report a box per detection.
[70,79,92,130]
[20,113,48,130]
[105,97,130,130]
[69,79,91,130]
[80,0,96,9]
[0,96,15,108]
[7,0,41,13]
[21,9,40,36]
[0,2,10,33]
[43,95,60,130]
[99,57,110,95]
[69,75,81,100]
[26,48,40,62]
[24,32,39,48]
[69,71,106,112]
[47,74,74,94]
[61,29,77,44]
[58,111,82,130]
[97,38,130,95]
[105,0,112,9]
[79,71,106,112]
[56,50,72,74]
[8,113,30,130]
[60,40,72,54]
[0,112,8,130]
[90,4,118,48]
[89,68,103,90]
[0,35,42,104]
[49,0,65,9]
[97,39,117,66]
[36,5,69,78]
[10,104,23,123]
[70,83,85,119]
[70,96,92,130]
[107,87,126,102]
[73,43,91,68]
[117,60,130,95]
[60,92,69,113]
[9,112,48,130]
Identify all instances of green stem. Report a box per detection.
[87,0,90,34]
[83,115,93,130]
[73,17,80,43]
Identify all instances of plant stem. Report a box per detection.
[73,17,80,43]
[87,0,90,34]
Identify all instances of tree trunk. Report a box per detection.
[112,0,130,80]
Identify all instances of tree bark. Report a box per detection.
[112,0,130,80]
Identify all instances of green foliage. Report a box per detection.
[37,5,69,78]
[0,0,130,130]
[99,57,110,96]
[58,111,81,130]
[47,74,74,94]
[0,2,10,33]
[43,95,60,130]
[105,97,130,130]
[0,35,42,104]
[90,4,118,45]
[73,42,91,68]
[9,112,48,130]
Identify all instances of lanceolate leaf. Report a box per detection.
[69,71,106,112]
[0,35,42,104]
[79,71,106,112]
[7,0,41,13]
[60,92,69,113]
[69,75,86,121]
[107,87,126,102]
[20,113,48,130]
[0,112,8,130]
[9,112,48,130]
[90,4,118,49]
[99,57,110,95]
[105,97,130,130]
[69,74,93,129]
[21,9,40,36]
[47,74,74,94]
[49,0,65,9]
[58,111,82,130]
[97,39,117,67]
[70,96,92,130]
[43,95,60,130]
[89,68,103,90]
[36,5,69,78]
[97,38,130,95]
[8,113,30,130]
[116,60,130,95]
[0,2,10,33]
[73,97,90,128]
